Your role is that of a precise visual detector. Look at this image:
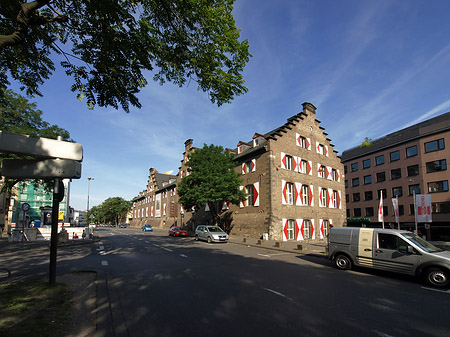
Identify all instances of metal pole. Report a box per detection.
[396,195,400,230]
[413,191,418,234]
[49,178,61,287]
[87,177,94,226]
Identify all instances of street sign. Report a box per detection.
[1,159,82,179]
[0,131,83,161]
[22,203,30,212]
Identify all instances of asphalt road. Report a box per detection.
[2,227,449,337]
[94,227,450,337]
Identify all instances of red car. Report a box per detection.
[168,227,189,237]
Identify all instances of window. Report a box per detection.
[319,165,326,178]
[426,159,447,173]
[333,191,338,208]
[352,178,360,187]
[377,189,387,199]
[246,184,254,206]
[302,185,310,205]
[428,181,449,193]
[392,187,403,197]
[303,220,311,239]
[345,180,348,188]
[346,209,350,217]
[375,155,385,166]
[299,136,307,148]
[364,175,372,185]
[353,193,360,202]
[301,160,308,173]
[363,159,371,169]
[432,202,450,214]
[332,169,338,181]
[346,194,349,203]
[322,188,328,206]
[376,172,386,182]
[344,165,348,174]
[365,207,374,217]
[354,208,362,217]
[399,205,404,216]
[319,144,325,154]
[378,233,408,251]
[390,150,400,162]
[365,191,373,200]
[406,145,418,158]
[425,138,445,153]
[409,204,415,215]
[323,220,329,237]
[383,206,389,216]
[286,155,293,170]
[351,162,359,172]
[244,160,252,173]
[286,219,296,240]
[409,184,420,195]
[286,182,294,204]
[407,164,419,176]
[391,168,401,180]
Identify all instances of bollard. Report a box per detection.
[257,240,262,245]
[275,241,282,248]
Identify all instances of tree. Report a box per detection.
[0,88,71,225]
[359,137,373,148]
[0,0,251,112]
[90,197,132,226]
[177,144,245,226]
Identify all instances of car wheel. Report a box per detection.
[195,234,199,241]
[335,254,352,270]
[207,236,212,243]
[424,267,449,288]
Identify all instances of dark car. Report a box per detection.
[119,223,129,228]
[168,227,189,237]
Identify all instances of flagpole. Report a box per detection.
[396,195,400,230]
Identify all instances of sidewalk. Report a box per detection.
[228,234,328,257]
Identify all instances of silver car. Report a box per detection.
[195,225,229,243]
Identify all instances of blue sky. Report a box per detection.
[9,0,450,210]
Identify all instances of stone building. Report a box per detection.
[131,102,346,242]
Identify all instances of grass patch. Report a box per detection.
[0,279,72,337]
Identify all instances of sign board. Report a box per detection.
[415,194,432,223]
[0,131,83,161]
[22,203,31,212]
[58,212,64,221]
[1,159,82,179]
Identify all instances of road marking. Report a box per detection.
[263,288,293,301]
[100,251,106,255]
[162,247,173,252]
[101,260,108,266]
[145,241,150,244]
[179,254,188,258]
[258,253,291,258]
[99,245,104,250]
[153,244,160,247]
[98,242,103,245]
[372,330,395,337]
[421,287,450,294]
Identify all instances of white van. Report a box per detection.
[328,227,450,288]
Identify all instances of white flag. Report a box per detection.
[392,198,399,223]
[378,191,384,222]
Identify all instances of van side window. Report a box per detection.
[378,234,408,251]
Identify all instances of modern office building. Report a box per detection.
[341,112,450,240]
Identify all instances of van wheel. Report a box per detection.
[335,254,352,270]
[424,267,449,288]
[195,235,199,241]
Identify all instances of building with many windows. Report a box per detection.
[131,102,346,242]
[342,112,450,240]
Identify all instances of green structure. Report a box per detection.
[13,180,71,226]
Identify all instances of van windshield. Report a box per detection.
[400,232,442,253]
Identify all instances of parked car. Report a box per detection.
[141,224,153,232]
[195,225,229,243]
[169,227,189,237]
[119,223,129,228]
[328,227,450,288]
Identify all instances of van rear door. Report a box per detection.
[373,232,418,274]
[357,228,374,267]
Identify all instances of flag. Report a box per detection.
[378,190,384,222]
[392,198,399,223]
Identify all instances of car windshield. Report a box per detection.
[400,232,442,253]
[207,227,224,232]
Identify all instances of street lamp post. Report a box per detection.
[87,177,94,226]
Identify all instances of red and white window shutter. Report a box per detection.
[295,182,302,206]
[282,219,288,241]
[307,161,313,175]
[251,159,256,172]
[253,182,260,206]
[163,203,167,216]
[318,187,323,207]
[281,152,287,169]
[328,188,333,208]
[240,186,246,208]
[338,190,342,209]
[297,219,304,241]
[309,185,314,206]
[324,145,329,157]
[327,166,332,180]
[316,142,323,154]
[281,180,287,205]
[319,219,324,239]
[311,219,315,240]
[306,137,311,150]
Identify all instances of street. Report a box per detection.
[2,227,450,337]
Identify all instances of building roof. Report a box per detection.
[341,111,450,162]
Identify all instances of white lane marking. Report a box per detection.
[162,247,173,252]
[179,254,188,258]
[263,288,293,301]
[153,244,160,247]
[372,330,395,337]
[421,287,450,294]
[258,253,291,258]
[98,242,103,245]
[100,251,106,255]
[110,233,115,236]
[145,241,150,244]
[101,260,108,266]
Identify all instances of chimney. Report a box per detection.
[184,139,193,151]
[302,102,317,114]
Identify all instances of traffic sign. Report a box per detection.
[0,131,83,161]
[22,203,30,212]
[1,159,82,179]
